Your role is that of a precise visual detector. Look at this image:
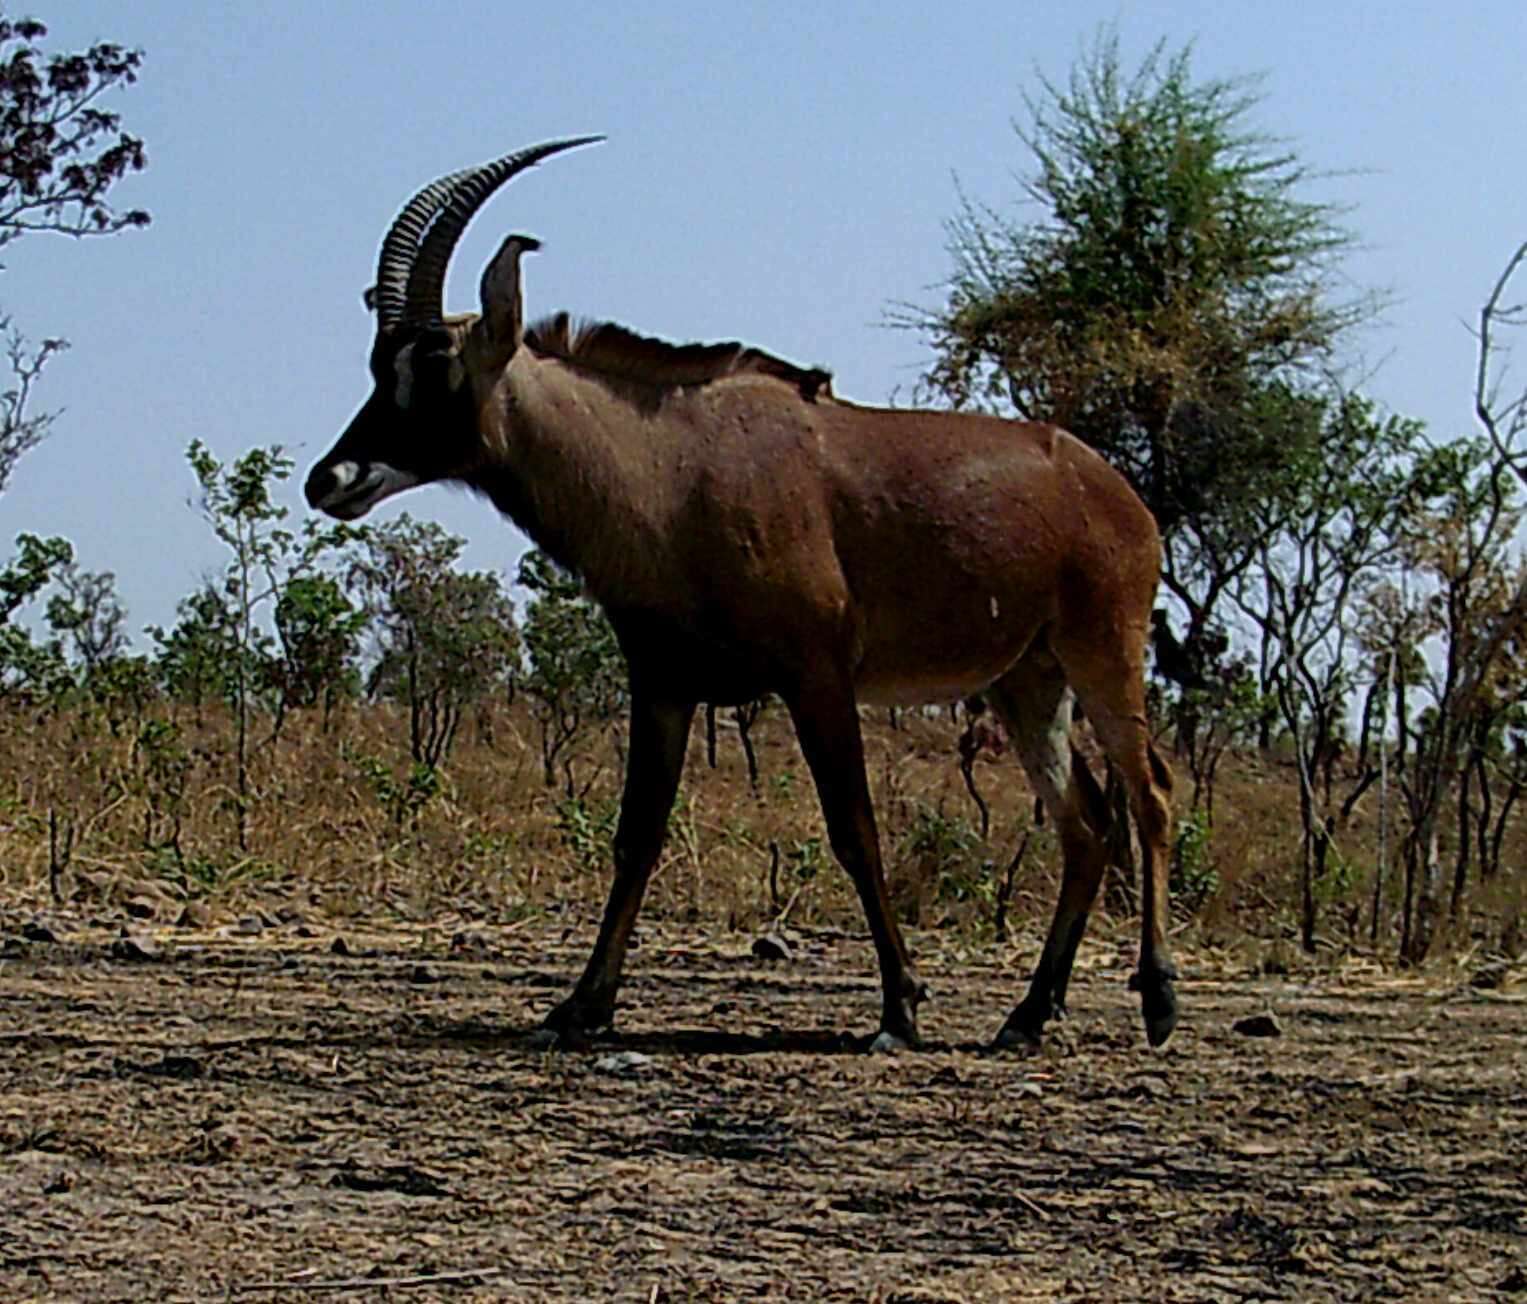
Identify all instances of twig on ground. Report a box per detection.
[230,1266,510,1295]
[1013,1188,1049,1221]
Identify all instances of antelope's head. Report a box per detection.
[305,137,602,520]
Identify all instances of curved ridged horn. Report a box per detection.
[401,135,604,329]
[371,165,476,332]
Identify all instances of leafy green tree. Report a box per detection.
[0,530,68,618]
[1453,704,1527,911]
[27,549,151,733]
[0,12,149,706]
[1165,383,1338,699]
[1380,437,1527,961]
[903,31,1372,644]
[190,441,286,848]
[270,573,365,729]
[0,531,70,699]
[1232,395,1427,952]
[185,440,343,847]
[0,617,66,699]
[147,581,239,716]
[518,549,627,791]
[0,14,148,247]
[2,542,140,718]
[84,652,158,737]
[350,516,519,769]
[1165,654,1262,824]
[0,11,149,495]
[45,558,126,674]
[1350,243,1527,963]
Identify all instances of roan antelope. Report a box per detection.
[306,139,1179,1051]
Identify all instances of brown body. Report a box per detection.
[488,336,1153,705]
[307,141,1178,1050]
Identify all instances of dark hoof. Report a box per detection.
[537,994,614,1049]
[874,1006,924,1053]
[1131,970,1178,1047]
[868,978,928,1053]
[525,1026,578,1052]
[868,1027,920,1054]
[992,994,1051,1051]
[526,1021,599,1052]
[991,1020,1043,1053]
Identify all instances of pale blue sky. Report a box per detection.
[4,1,1523,633]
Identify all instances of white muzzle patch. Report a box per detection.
[315,460,421,520]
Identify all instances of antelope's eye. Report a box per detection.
[413,347,457,390]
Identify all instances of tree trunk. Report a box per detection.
[1299,772,1317,954]
[1403,820,1442,965]
[1292,715,1325,955]
[1451,752,1475,919]
[1487,777,1523,881]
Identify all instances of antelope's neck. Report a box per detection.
[475,354,679,603]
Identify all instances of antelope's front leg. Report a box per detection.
[786,673,927,1051]
[536,694,695,1045]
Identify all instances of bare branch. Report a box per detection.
[1476,240,1527,485]
[0,320,67,495]
[230,1265,511,1295]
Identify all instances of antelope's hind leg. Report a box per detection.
[986,655,1112,1049]
[1059,629,1179,1048]
[535,692,696,1046]
[1103,729,1178,1047]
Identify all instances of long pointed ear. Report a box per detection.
[476,234,541,374]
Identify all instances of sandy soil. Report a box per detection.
[2,912,1524,1302]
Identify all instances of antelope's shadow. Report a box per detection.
[424,1018,990,1058]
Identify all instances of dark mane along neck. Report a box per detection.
[523,312,832,401]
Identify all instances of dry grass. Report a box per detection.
[1,696,1522,965]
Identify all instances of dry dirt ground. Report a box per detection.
[2,911,1525,1302]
